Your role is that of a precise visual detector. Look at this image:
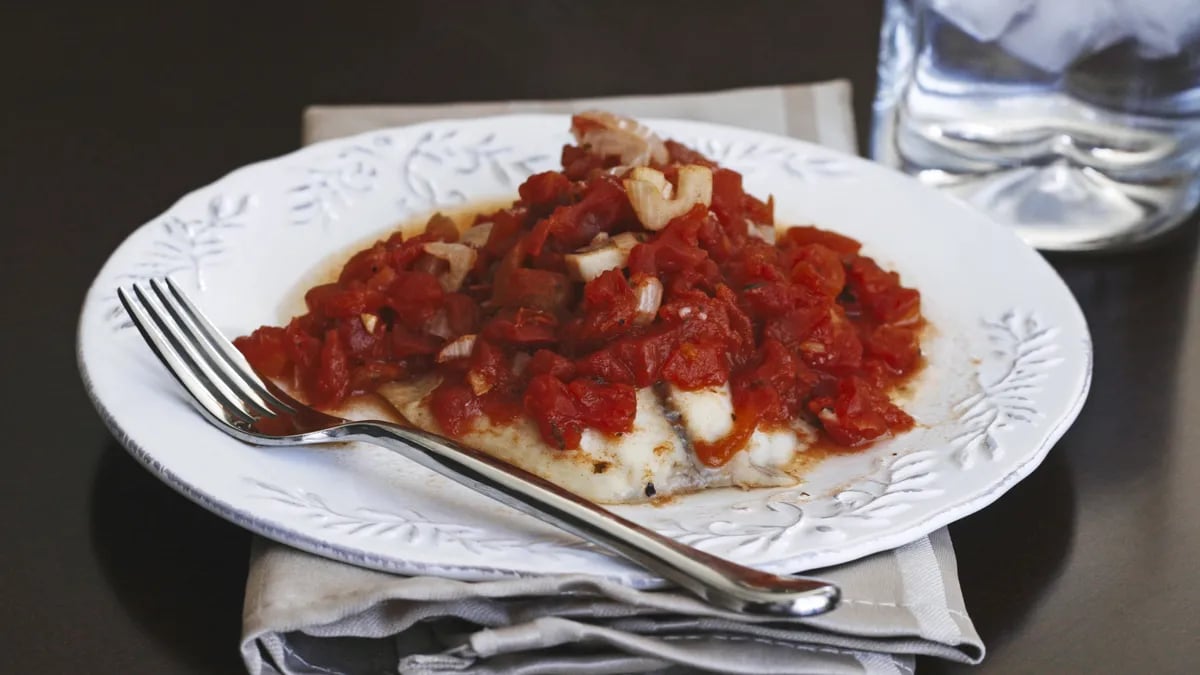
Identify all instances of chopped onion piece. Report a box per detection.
[437,334,477,363]
[800,341,826,355]
[565,247,626,282]
[460,222,493,248]
[564,232,644,281]
[633,277,663,325]
[422,241,478,292]
[359,313,379,333]
[413,253,446,276]
[628,166,671,198]
[511,352,531,376]
[746,220,777,244]
[623,165,712,231]
[611,232,641,251]
[573,110,669,167]
[425,310,453,339]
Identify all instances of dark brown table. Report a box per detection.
[3,3,1198,672]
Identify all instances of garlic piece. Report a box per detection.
[623,165,712,231]
[360,313,379,333]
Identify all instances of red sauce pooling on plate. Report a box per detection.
[236,115,923,464]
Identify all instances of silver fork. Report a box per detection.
[119,278,840,617]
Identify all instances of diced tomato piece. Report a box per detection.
[348,360,407,394]
[310,329,350,407]
[386,271,445,330]
[430,381,482,437]
[283,318,321,372]
[845,257,921,325]
[479,388,523,425]
[442,293,480,336]
[568,378,637,435]
[662,341,728,389]
[528,349,577,380]
[519,171,572,212]
[305,283,368,318]
[725,241,784,286]
[390,326,439,358]
[713,284,756,355]
[234,326,291,378]
[561,143,617,181]
[565,269,637,347]
[764,305,828,347]
[733,382,784,429]
[492,267,571,313]
[741,281,795,318]
[626,207,712,277]
[611,330,676,387]
[695,209,739,262]
[789,244,846,299]
[523,218,554,257]
[781,226,862,255]
[809,376,911,446]
[483,207,529,258]
[732,339,817,424]
[387,236,434,270]
[799,307,863,371]
[743,193,773,226]
[663,139,716,168]
[709,168,749,231]
[467,339,513,394]
[867,287,921,326]
[365,265,397,297]
[337,316,384,358]
[657,237,711,275]
[483,308,559,347]
[626,241,657,276]
[338,242,390,284]
[864,325,921,372]
[544,175,633,251]
[575,348,635,385]
[423,213,459,242]
[524,374,583,449]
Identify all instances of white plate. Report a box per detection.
[79,115,1091,585]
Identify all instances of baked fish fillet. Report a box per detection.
[378,377,815,504]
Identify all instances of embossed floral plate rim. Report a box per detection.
[78,115,1091,585]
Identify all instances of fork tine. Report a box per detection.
[125,285,257,426]
[163,277,299,414]
[148,279,278,417]
[120,287,252,427]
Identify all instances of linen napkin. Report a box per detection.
[242,82,984,675]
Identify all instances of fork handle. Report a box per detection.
[341,421,839,616]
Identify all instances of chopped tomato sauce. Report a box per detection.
[236,115,922,462]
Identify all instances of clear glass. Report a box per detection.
[871,0,1200,250]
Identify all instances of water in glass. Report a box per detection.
[872,0,1200,250]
